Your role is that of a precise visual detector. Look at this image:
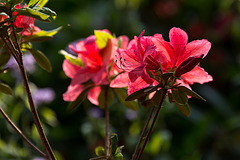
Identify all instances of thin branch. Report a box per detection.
[136,89,167,160]
[131,106,155,160]
[17,47,56,160]
[0,36,20,65]
[0,106,47,158]
[104,86,110,158]
[9,21,56,160]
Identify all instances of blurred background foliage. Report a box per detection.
[0,0,240,159]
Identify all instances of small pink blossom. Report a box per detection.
[13,4,41,36]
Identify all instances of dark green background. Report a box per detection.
[0,0,240,159]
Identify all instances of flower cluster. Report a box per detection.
[13,4,41,36]
[62,30,128,105]
[63,27,213,109]
[0,4,41,36]
[111,27,213,96]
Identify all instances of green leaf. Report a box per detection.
[28,0,40,8]
[94,30,113,49]
[41,107,57,126]
[114,152,123,160]
[114,88,138,111]
[110,133,118,156]
[38,7,56,20]
[59,50,83,67]
[144,84,161,93]
[16,7,50,22]
[37,0,49,8]
[15,27,24,33]
[98,87,114,109]
[95,146,105,156]
[68,85,94,111]
[178,86,206,101]
[160,72,174,84]
[28,48,52,72]
[21,42,32,51]
[23,27,62,42]
[0,51,11,68]
[0,82,13,95]
[113,146,124,160]
[125,86,152,101]
[152,89,164,106]
[171,88,188,105]
[176,103,191,117]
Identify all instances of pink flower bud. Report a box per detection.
[175,54,204,77]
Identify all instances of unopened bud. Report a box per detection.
[175,54,204,77]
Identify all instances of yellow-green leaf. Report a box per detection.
[59,50,83,67]
[110,133,118,155]
[0,51,11,68]
[24,27,62,42]
[28,0,40,8]
[16,7,50,22]
[94,30,113,49]
[38,0,49,8]
[0,83,13,95]
[28,49,52,72]
[95,146,105,156]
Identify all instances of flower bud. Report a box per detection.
[175,54,204,77]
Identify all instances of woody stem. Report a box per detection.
[131,106,155,160]
[0,106,47,158]
[104,86,110,158]
[9,23,56,160]
[136,89,167,160]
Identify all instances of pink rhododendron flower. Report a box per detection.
[63,30,129,105]
[111,30,168,94]
[13,4,41,36]
[111,27,213,95]
[154,27,213,89]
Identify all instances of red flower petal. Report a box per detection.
[181,66,213,85]
[128,76,150,95]
[177,39,211,66]
[110,72,129,88]
[88,86,101,105]
[169,27,188,68]
[63,84,84,101]
[62,60,81,79]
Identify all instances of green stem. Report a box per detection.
[131,106,155,160]
[136,89,167,160]
[0,106,47,158]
